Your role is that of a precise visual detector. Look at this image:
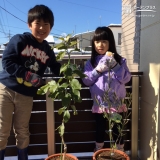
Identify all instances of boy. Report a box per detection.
[0,4,61,160]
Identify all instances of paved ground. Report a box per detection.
[5,153,141,160]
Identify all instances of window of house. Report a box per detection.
[118,33,121,45]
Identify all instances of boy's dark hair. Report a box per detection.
[91,26,122,67]
[28,4,54,28]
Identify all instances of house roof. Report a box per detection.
[45,35,55,44]
[108,24,122,27]
[73,24,121,37]
[73,30,94,37]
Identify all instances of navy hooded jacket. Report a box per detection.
[0,32,61,97]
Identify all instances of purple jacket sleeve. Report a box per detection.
[82,60,101,86]
[111,58,131,84]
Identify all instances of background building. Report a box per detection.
[73,24,122,54]
[122,0,160,159]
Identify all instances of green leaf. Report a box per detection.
[54,43,67,50]
[69,64,77,71]
[56,51,66,61]
[63,110,70,123]
[48,81,58,94]
[69,41,77,47]
[48,92,57,99]
[54,43,64,48]
[62,93,71,106]
[53,36,64,41]
[60,63,68,74]
[58,124,65,136]
[65,34,72,42]
[37,80,58,95]
[72,89,80,98]
[64,67,72,77]
[71,89,82,103]
[58,107,67,115]
[37,84,49,95]
[60,82,69,88]
[73,70,87,78]
[111,113,122,123]
[58,77,64,84]
[57,91,65,99]
[71,105,78,115]
[70,79,81,90]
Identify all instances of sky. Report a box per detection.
[0,0,122,46]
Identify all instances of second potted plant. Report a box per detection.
[92,56,132,160]
[92,92,131,160]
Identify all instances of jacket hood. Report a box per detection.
[23,32,48,46]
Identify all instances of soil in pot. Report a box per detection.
[93,149,130,160]
[45,153,78,160]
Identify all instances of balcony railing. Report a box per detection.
[5,72,142,159]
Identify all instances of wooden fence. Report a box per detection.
[5,72,142,159]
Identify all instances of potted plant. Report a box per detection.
[37,34,86,160]
[92,57,132,160]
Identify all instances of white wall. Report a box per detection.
[121,0,140,72]
[74,31,94,51]
[109,25,122,54]
[139,0,160,160]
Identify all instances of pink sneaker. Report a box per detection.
[116,144,124,152]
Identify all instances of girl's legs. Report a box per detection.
[94,113,106,151]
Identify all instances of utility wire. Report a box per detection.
[1,24,28,30]
[58,0,119,14]
[5,0,26,15]
[2,0,10,32]
[0,30,6,34]
[0,19,6,35]
[0,7,6,34]
[0,5,67,34]
[0,5,27,24]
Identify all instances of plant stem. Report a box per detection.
[61,135,67,160]
[108,119,113,149]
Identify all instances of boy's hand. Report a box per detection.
[25,71,44,87]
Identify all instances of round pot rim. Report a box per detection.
[93,148,130,160]
[45,153,78,160]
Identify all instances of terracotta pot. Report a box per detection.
[93,148,130,160]
[45,153,78,160]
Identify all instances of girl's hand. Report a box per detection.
[107,56,117,68]
[96,63,108,73]
[106,52,117,68]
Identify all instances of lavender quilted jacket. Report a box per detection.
[82,55,131,113]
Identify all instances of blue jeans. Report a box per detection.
[0,83,33,150]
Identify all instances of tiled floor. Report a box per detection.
[5,155,47,160]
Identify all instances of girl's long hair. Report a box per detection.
[91,26,122,67]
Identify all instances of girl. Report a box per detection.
[82,26,131,152]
